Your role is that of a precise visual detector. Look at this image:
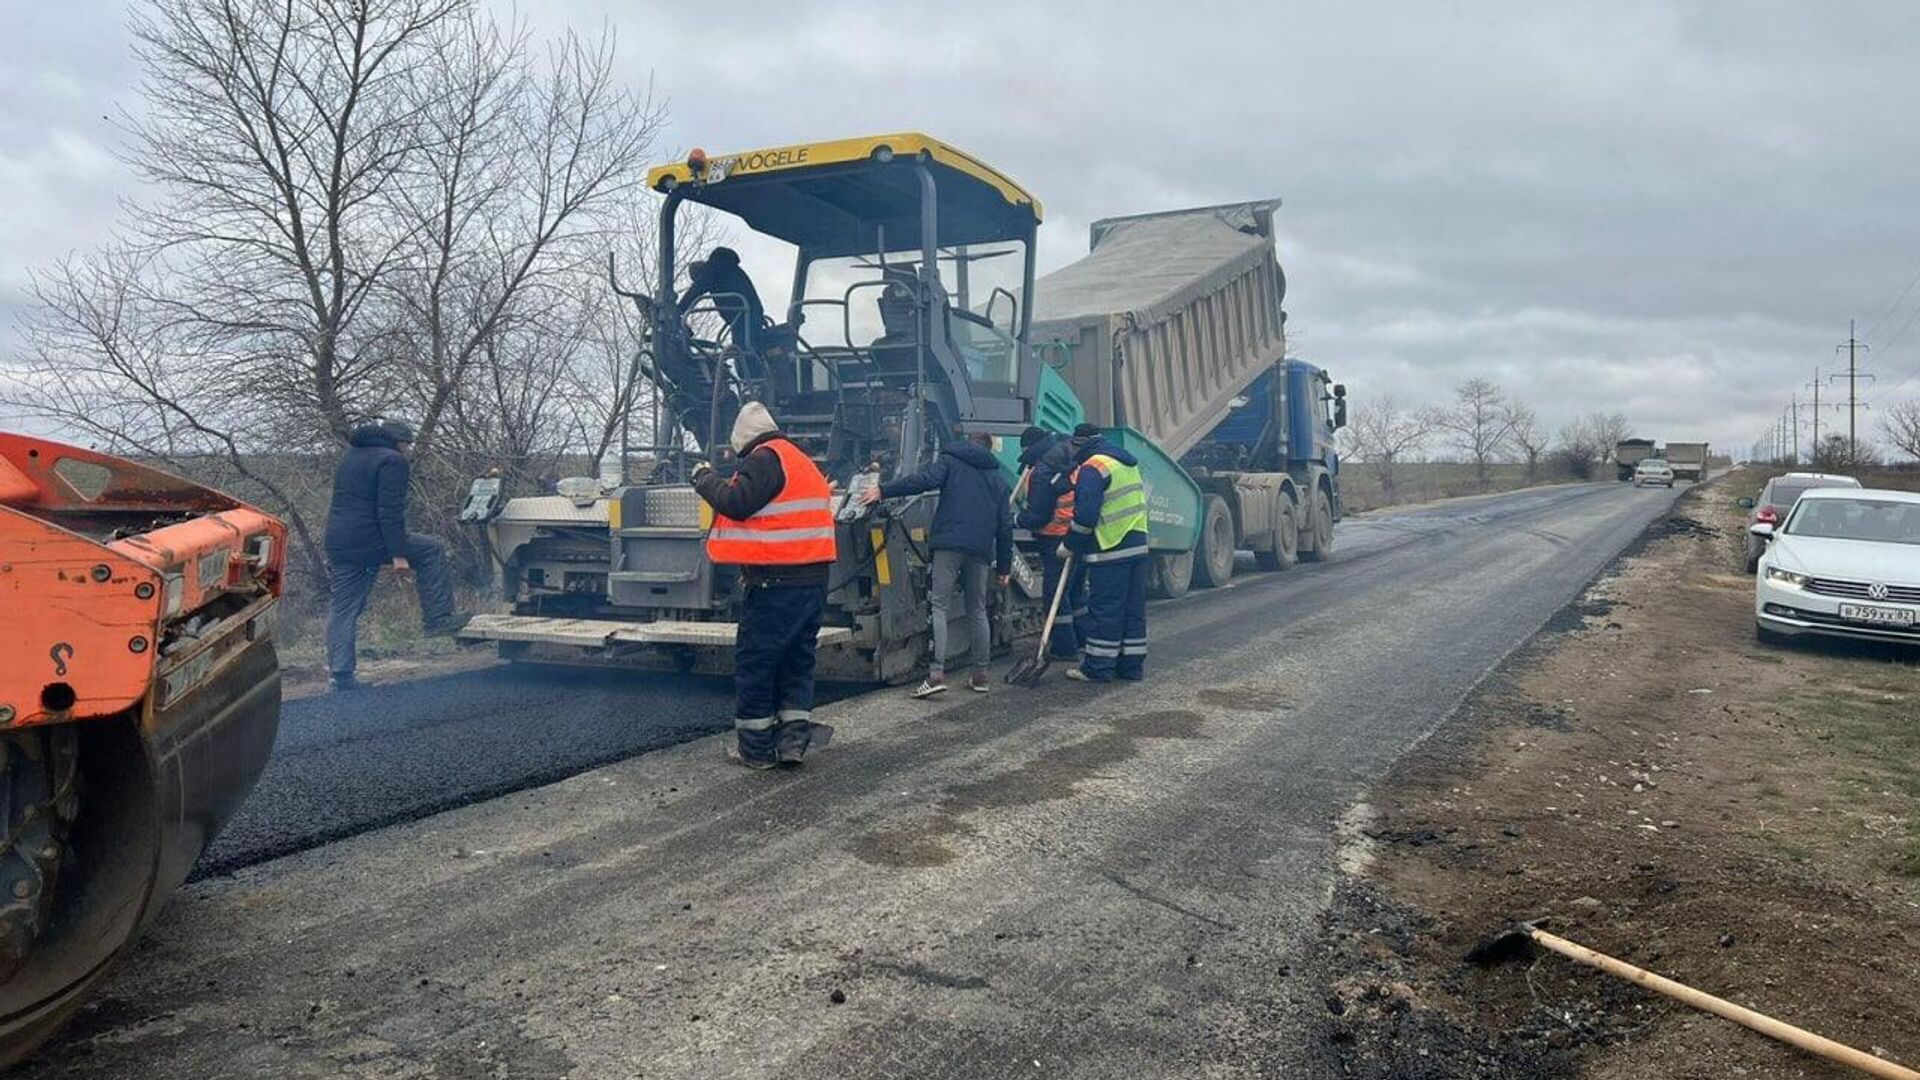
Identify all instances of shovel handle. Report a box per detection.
[1528,928,1919,1080]
[1032,554,1074,660]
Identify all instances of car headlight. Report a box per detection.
[1765,566,1809,588]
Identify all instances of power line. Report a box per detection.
[1863,259,1920,342]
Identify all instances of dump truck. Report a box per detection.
[1614,438,1657,481]
[1029,202,1344,596]
[459,133,1340,680]
[0,434,285,1063]
[1663,441,1709,482]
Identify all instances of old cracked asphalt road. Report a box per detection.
[17,480,1687,1078]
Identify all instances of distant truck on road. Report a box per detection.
[1663,441,1709,482]
[1614,439,1657,482]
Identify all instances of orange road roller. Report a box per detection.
[0,433,285,1063]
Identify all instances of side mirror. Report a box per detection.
[1749,522,1775,540]
[1333,400,1348,430]
[1736,497,1756,509]
[1333,383,1347,399]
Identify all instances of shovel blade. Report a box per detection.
[1003,654,1049,686]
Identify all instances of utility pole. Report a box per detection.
[1789,395,1800,465]
[1833,319,1873,459]
[1807,368,1823,459]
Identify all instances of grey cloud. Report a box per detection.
[12,0,1920,452]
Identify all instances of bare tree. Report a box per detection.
[1436,377,1512,491]
[1813,433,1877,472]
[1553,412,1622,480]
[1505,403,1549,484]
[1596,411,1631,454]
[8,0,663,591]
[1346,395,1437,504]
[1881,399,1920,462]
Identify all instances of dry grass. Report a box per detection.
[1341,461,1585,513]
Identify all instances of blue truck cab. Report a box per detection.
[1186,359,1345,519]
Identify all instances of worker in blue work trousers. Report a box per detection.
[1016,426,1086,661]
[1061,423,1151,682]
[693,402,837,769]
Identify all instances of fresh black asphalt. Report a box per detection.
[198,666,857,876]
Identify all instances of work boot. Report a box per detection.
[1065,667,1111,683]
[329,674,363,693]
[423,613,473,637]
[724,740,777,770]
[968,671,990,693]
[734,722,779,770]
[776,721,833,766]
[910,677,949,699]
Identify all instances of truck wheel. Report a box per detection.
[1301,488,1335,563]
[1255,494,1298,571]
[1193,494,1235,588]
[1152,550,1193,600]
[0,728,78,983]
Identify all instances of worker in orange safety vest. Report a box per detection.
[693,402,838,769]
[1015,427,1086,661]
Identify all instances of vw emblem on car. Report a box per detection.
[1868,582,1890,601]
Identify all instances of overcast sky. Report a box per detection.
[8,1,1920,455]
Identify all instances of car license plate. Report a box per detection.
[1838,603,1916,627]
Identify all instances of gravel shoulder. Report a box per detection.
[1314,470,1920,1078]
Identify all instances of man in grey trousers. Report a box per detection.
[860,429,1014,697]
[323,420,468,691]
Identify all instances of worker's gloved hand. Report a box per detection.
[858,486,882,506]
[691,462,713,482]
[998,574,1011,588]
[1055,543,1071,561]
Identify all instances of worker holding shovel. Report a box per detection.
[1015,427,1086,663]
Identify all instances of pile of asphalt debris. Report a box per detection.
[1301,880,1652,1079]
[1646,514,1721,540]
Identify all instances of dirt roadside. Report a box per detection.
[1309,471,1920,1078]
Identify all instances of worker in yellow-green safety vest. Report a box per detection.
[1060,423,1151,683]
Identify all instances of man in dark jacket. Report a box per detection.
[861,429,1014,697]
[323,420,467,691]
[1016,427,1086,661]
[693,402,837,769]
[678,246,765,354]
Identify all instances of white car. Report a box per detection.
[1753,487,1920,645]
[1634,458,1675,487]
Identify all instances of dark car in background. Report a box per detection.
[1742,472,1862,572]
